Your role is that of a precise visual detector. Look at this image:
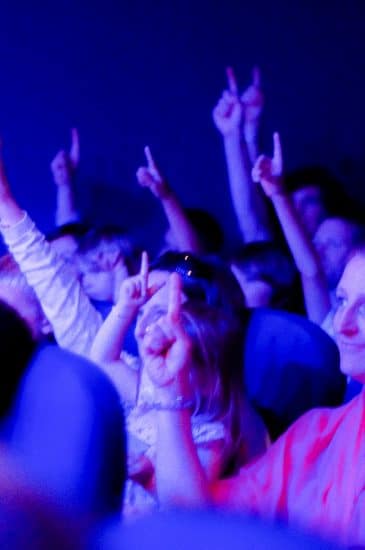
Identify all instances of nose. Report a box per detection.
[335,305,358,337]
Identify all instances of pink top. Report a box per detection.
[213,389,365,546]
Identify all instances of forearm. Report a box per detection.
[161,193,202,253]
[224,133,272,242]
[301,275,331,324]
[243,122,260,165]
[55,183,79,226]
[1,213,103,356]
[0,192,25,227]
[156,408,211,507]
[90,305,136,363]
[271,194,322,276]
[271,193,330,321]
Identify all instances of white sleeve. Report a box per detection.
[1,213,102,356]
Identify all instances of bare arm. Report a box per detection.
[252,133,331,324]
[213,68,272,242]
[143,274,211,506]
[241,67,264,165]
[90,252,148,363]
[137,146,202,253]
[51,128,80,226]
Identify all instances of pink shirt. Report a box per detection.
[213,389,365,546]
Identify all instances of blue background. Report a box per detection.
[1,0,365,251]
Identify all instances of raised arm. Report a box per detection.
[252,133,330,323]
[143,274,210,506]
[241,67,263,165]
[0,144,102,356]
[51,128,80,226]
[90,251,148,363]
[136,146,202,253]
[213,67,272,242]
[89,252,150,401]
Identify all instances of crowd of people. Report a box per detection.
[0,66,363,547]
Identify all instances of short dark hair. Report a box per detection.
[77,225,140,275]
[46,222,90,244]
[231,241,301,311]
[185,208,224,254]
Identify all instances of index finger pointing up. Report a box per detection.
[272,132,283,172]
[167,272,182,323]
[140,250,149,295]
[144,145,158,171]
[226,66,239,95]
[69,128,80,167]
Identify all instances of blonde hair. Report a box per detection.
[181,302,247,473]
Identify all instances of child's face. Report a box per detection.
[134,271,187,359]
[77,256,115,302]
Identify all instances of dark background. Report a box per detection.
[1,0,365,252]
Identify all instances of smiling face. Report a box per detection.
[333,251,365,383]
[134,272,185,360]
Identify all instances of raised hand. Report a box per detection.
[241,67,264,124]
[0,141,27,225]
[0,141,11,199]
[251,132,284,198]
[117,251,149,312]
[51,128,80,187]
[136,146,171,199]
[212,67,243,136]
[69,128,80,170]
[142,273,191,389]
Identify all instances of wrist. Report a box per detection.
[243,121,259,143]
[142,394,194,412]
[153,371,192,400]
[111,303,138,322]
[270,189,288,202]
[223,127,241,142]
[157,183,174,201]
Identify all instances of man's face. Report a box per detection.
[313,218,355,289]
[291,185,326,237]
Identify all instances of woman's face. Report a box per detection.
[333,252,365,383]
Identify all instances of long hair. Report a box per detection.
[180,301,246,473]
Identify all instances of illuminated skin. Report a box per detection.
[77,251,129,303]
[136,147,201,253]
[212,67,272,243]
[134,273,186,353]
[51,128,80,227]
[252,133,330,324]
[333,252,365,383]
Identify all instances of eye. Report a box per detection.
[334,293,347,310]
[358,303,365,318]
